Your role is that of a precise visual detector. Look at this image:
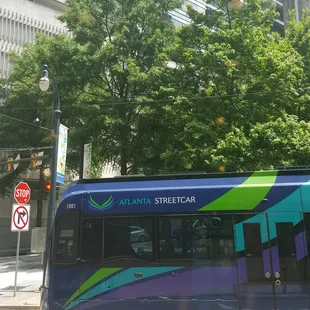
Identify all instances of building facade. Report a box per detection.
[1,0,309,78]
[171,0,310,35]
[0,0,67,77]
[169,0,303,36]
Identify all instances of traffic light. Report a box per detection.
[30,151,44,170]
[44,183,51,191]
[7,157,14,172]
[31,153,38,169]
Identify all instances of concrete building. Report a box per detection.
[0,0,308,78]
[284,0,310,25]
[0,0,67,77]
[170,0,308,36]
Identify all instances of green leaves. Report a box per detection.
[1,0,182,180]
[153,0,308,173]
[2,0,310,189]
[210,115,310,171]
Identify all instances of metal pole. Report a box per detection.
[13,231,21,297]
[294,0,300,21]
[79,141,84,180]
[42,65,61,287]
[0,155,49,166]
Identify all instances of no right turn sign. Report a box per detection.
[11,204,30,232]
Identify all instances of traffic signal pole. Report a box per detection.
[39,65,61,290]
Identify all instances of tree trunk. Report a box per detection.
[120,126,128,175]
[119,107,129,175]
[120,156,127,175]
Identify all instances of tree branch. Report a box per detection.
[105,14,113,43]
[128,105,145,127]
[100,72,116,96]
[76,85,104,99]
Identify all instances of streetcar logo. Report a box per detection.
[88,195,114,210]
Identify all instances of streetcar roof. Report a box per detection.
[56,169,310,216]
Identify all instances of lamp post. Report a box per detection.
[39,64,61,286]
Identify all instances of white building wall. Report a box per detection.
[0,0,219,77]
[101,163,121,178]
[0,0,67,77]
[0,0,290,78]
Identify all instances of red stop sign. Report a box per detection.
[14,182,31,204]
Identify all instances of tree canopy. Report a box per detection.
[1,0,310,195]
[140,0,307,172]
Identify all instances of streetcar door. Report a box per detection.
[235,212,309,310]
[267,212,309,310]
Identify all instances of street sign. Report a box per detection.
[56,124,68,184]
[83,143,92,179]
[11,204,31,297]
[11,204,30,232]
[13,154,20,170]
[14,182,31,204]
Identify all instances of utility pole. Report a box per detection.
[38,64,61,288]
[79,141,84,180]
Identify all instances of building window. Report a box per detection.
[276,4,284,21]
[272,22,284,37]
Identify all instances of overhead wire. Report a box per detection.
[0,90,266,112]
[0,146,52,151]
[0,113,51,131]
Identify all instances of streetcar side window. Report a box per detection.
[159,216,209,260]
[80,218,103,263]
[52,211,79,263]
[104,217,153,261]
[159,215,235,262]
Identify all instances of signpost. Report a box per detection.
[12,182,31,297]
[83,143,92,179]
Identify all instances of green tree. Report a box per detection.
[58,0,181,175]
[0,35,81,196]
[149,0,305,173]
[1,0,308,186]
[209,114,310,171]
[0,0,182,193]
[286,9,310,121]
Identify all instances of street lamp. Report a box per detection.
[39,77,50,92]
[39,64,61,287]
